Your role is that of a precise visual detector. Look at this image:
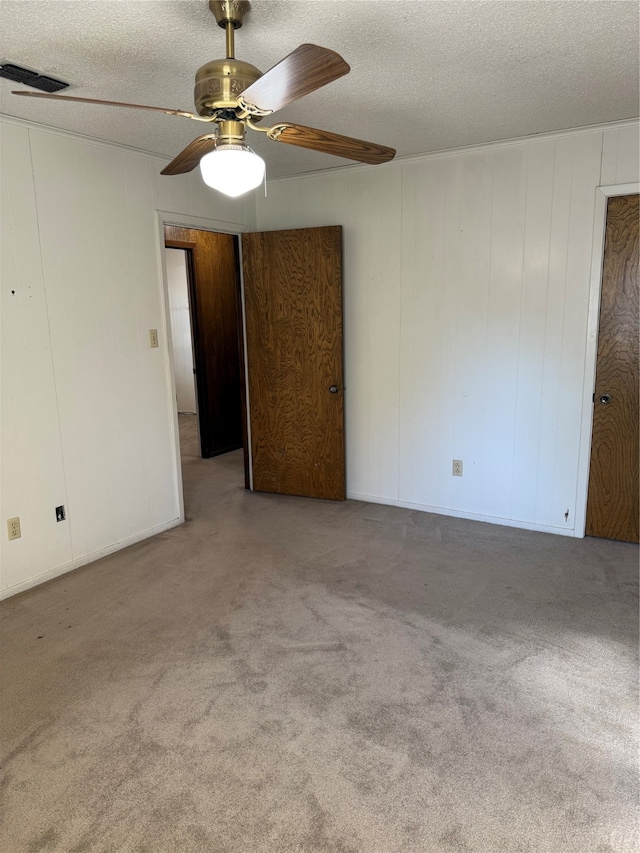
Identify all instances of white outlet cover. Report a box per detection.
[7,516,21,540]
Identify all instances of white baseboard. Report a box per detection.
[346,492,577,537]
[0,517,183,601]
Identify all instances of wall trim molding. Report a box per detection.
[0,111,173,162]
[266,118,640,184]
[158,209,249,232]
[574,181,640,538]
[3,112,637,187]
[0,518,182,601]
[347,493,576,537]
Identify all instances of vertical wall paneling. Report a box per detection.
[399,157,454,509]
[533,136,576,527]
[480,145,527,520]
[601,125,640,186]
[31,135,146,555]
[258,122,640,535]
[256,171,348,232]
[0,123,72,589]
[453,150,495,514]
[614,126,640,184]
[549,131,603,528]
[434,155,464,514]
[510,139,556,523]
[1,116,254,597]
[346,167,402,500]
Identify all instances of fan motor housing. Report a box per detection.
[194,57,262,115]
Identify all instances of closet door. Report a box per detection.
[586,194,639,542]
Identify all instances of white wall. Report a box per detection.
[256,121,639,535]
[165,248,197,413]
[0,116,255,597]
[2,117,637,599]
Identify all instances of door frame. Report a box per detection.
[575,182,639,538]
[154,210,254,523]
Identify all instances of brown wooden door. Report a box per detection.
[586,194,639,542]
[165,226,245,459]
[242,226,345,500]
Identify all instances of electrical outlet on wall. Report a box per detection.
[149,329,159,348]
[7,517,21,540]
[452,460,463,476]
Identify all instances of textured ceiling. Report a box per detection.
[0,1,638,179]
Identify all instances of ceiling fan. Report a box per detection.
[12,0,396,196]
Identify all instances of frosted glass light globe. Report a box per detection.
[199,144,265,197]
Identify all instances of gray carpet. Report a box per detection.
[1,414,637,852]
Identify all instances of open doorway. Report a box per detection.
[160,219,346,509]
[164,225,249,502]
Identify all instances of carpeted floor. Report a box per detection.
[1,414,637,852]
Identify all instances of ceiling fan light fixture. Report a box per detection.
[199,143,265,197]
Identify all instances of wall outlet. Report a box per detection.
[452,459,463,476]
[149,329,159,348]
[56,505,66,522]
[7,517,21,540]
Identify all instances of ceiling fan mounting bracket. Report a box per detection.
[209,1,251,29]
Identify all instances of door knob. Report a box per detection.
[599,393,612,405]
[329,385,339,394]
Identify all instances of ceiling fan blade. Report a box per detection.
[239,44,349,114]
[161,135,218,176]
[269,123,396,165]
[12,90,197,118]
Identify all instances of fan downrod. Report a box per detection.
[195,1,260,117]
[210,1,250,55]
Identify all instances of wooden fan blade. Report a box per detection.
[161,135,218,176]
[240,44,349,114]
[12,90,197,118]
[270,123,395,165]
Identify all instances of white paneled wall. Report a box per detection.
[0,117,254,597]
[165,249,197,413]
[601,124,640,185]
[1,123,73,589]
[256,121,639,535]
[2,117,637,597]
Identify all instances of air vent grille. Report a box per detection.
[0,63,69,92]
